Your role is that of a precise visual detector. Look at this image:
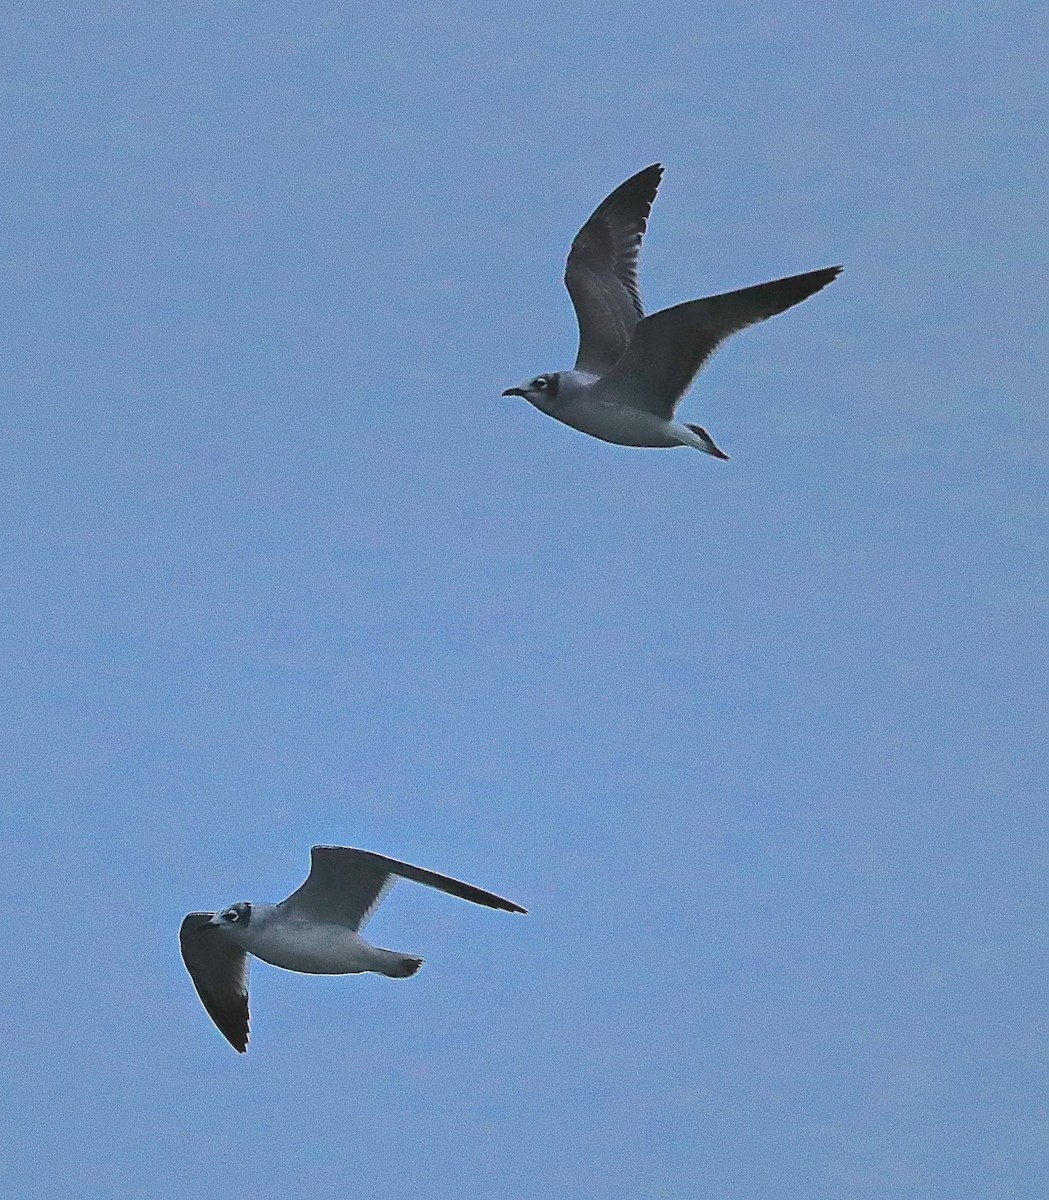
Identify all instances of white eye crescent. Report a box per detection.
[225,909,239,922]
[533,377,548,390]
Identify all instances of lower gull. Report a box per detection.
[180,845,526,1052]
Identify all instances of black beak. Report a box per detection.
[502,387,526,398]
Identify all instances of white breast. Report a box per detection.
[237,921,384,975]
[557,399,681,447]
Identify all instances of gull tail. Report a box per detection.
[684,424,730,460]
[385,955,424,978]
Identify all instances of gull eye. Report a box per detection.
[533,377,548,391]
[224,908,239,922]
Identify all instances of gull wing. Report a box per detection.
[597,265,842,418]
[179,912,250,1053]
[565,164,663,377]
[277,846,527,932]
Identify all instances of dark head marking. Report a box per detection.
[532,374,559,398]
[223,902,252,925]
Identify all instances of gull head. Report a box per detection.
[205,902,253,931]
[502,373,561,414]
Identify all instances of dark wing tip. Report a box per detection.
[607,162,664,210]
[630,162,663,183]
[763,265,844,311]
[433,876,528,914]
[804,265,844,298]
[418,872,528,915]
[608,163,663,216]
[575,163,665,237]
[484,895,528,915]
[209,994,249,1054]
[228,1017,249,1054]
[209,998,249,1053]
[477,892,527,915]
[307,846,528,915]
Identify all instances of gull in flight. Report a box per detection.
[180,845,526,1052]
[503,164,841,458]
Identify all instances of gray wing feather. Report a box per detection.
[180,912,250,1053]
[278,846,527,931]
[565,164,663,377]
[597,265,843,418]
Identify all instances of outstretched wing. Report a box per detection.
[277,846,527,931]
[565,164,663,377]
[179,913,250,1053]
[596,266,842,418]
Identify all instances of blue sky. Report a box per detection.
[2,2,1047,1197]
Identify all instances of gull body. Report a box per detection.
[521,368,713,450]
[503,164,842,458]
[210,903,419,977]
[180,845,525,1052]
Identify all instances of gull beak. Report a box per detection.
[501,387,526,398]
